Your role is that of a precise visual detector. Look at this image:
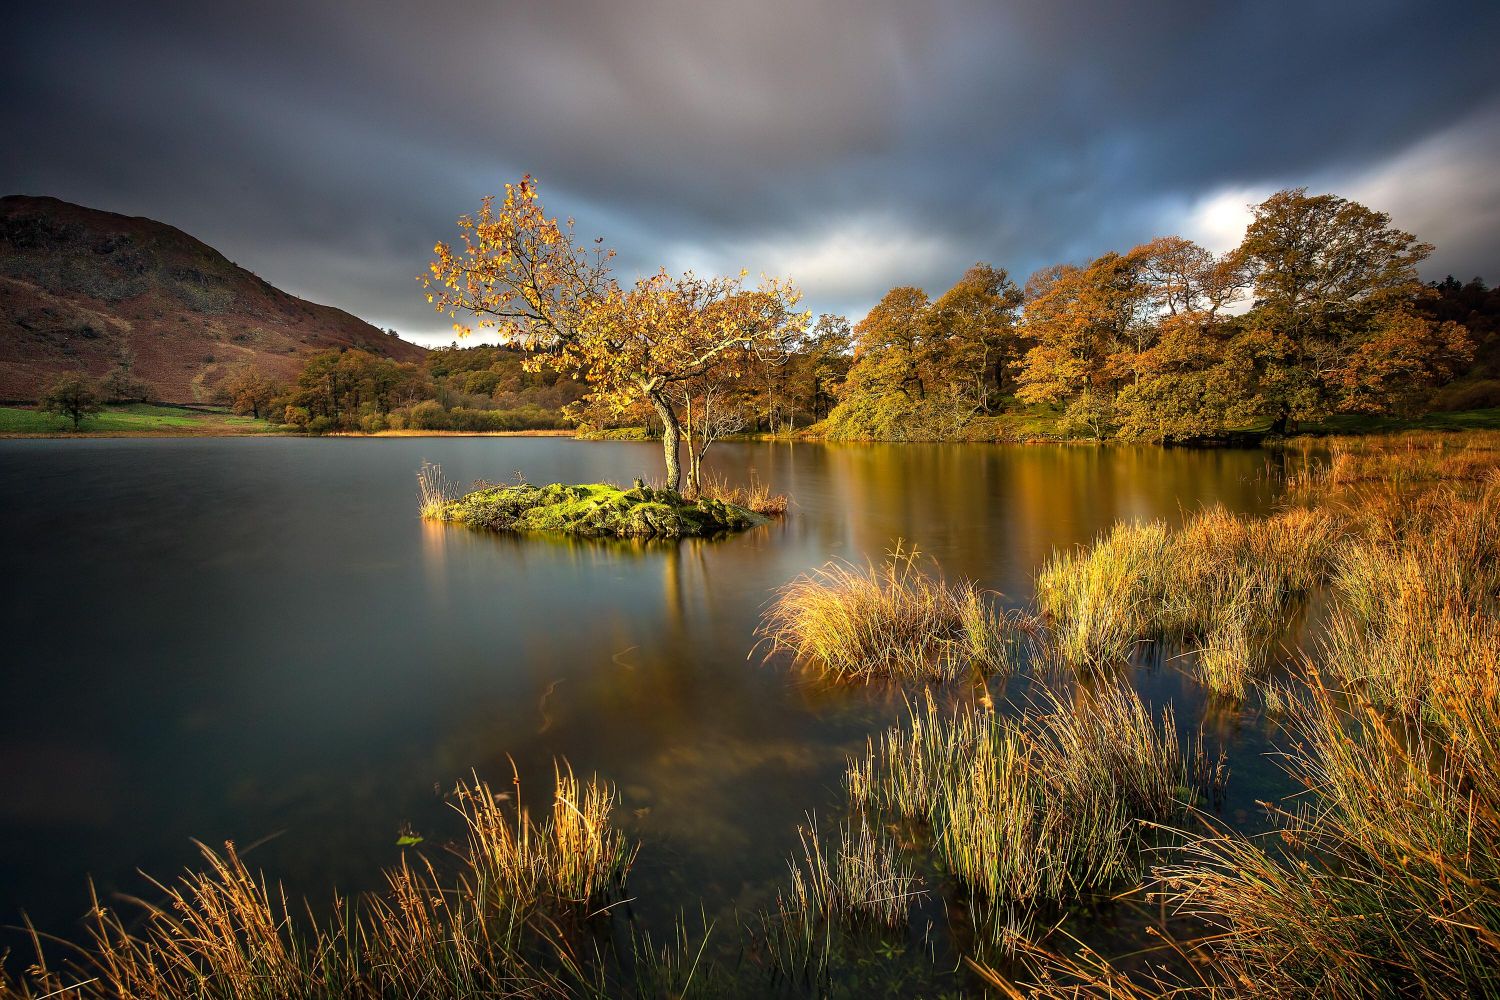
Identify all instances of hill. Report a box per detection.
[0,195,424,402]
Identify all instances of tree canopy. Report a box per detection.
[426,177,806,488]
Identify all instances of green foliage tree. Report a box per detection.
[41,375,104,430]
[285,349,429,425]
[925,263,1024,412]
[1233,188,1444,431]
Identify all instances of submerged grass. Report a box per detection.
[1156,669,1500,998]
[993,668,1500,998]
[1287,428,1500,491]
[759,544,1037,682]
[778,814,924,930]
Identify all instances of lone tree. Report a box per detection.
[42,376,103,430]
[222,364,283,420]
[424,176,804,490]
[1233,188,1463,431]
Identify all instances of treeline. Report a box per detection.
[232,187,1497,442]
[558,187,1496,445]
[817,188,1491,442]
[223,343,586,433]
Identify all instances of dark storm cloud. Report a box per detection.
[4,0,1499,344]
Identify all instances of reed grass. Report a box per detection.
[1323,429,1500,487]
[992,669,1500,998]
[4,767,638,1000]
[847,684,1190,907]
[997,466,1500,997]
[1036,520,1170,664]
[760,544,1036,682]
[1157,669,1500,998]
[417,460,458,519]
[1037,506,1340,697]
[1321,477,1500,737]
[778,814,924,929]
[697,472,789,516]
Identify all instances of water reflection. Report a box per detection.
[0,437,1290,955]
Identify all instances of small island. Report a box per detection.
[428,479,764,539]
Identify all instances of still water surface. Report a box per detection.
[0,437,1294,965]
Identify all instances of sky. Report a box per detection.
[4,0,1499,347]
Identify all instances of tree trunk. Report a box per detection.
[649,391,683,491]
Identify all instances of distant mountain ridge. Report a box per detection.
[0,195,424,402]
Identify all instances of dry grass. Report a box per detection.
[994,667,1500,998]
[1037,506,1341,697]
[1157,669,1500,998]
[696,471,789,516]
[417,460,458,519]
[777,814,924,929]
[1037,521,1170,664]
[1318,477,1500,744]
[846,684,1190,909]
[760,544,1036,682]
[991,446,1500,998]
[1287,429,1500,492]
[4,767,637,1000]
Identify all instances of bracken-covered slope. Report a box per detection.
[0,195,425,402]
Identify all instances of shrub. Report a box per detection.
[760,545,1036,682]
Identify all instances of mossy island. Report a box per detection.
[423,476,765,539]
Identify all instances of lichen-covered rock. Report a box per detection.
[439,482,763,539]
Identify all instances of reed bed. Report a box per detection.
[1321,477,1500,737]
[1037,506,1341,697]
[992,452,1500,999]
[1036,521,1170,664]
[846,685,1190,907]
[4,767,638,1000]
[1156,671,1500,998]
[1318,429,1500,488]
[993,673,1500,998]
[760,545,1036,682]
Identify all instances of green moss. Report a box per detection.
[440,481,762,539]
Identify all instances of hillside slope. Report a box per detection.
[0,195,424,402]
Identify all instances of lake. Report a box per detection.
[0,437,1297,984]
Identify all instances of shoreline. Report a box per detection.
[0,427,580,440]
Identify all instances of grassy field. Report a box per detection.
[0,403,275,435]
[1306,405,1500,434]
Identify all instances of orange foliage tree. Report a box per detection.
[424,177,805,489]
